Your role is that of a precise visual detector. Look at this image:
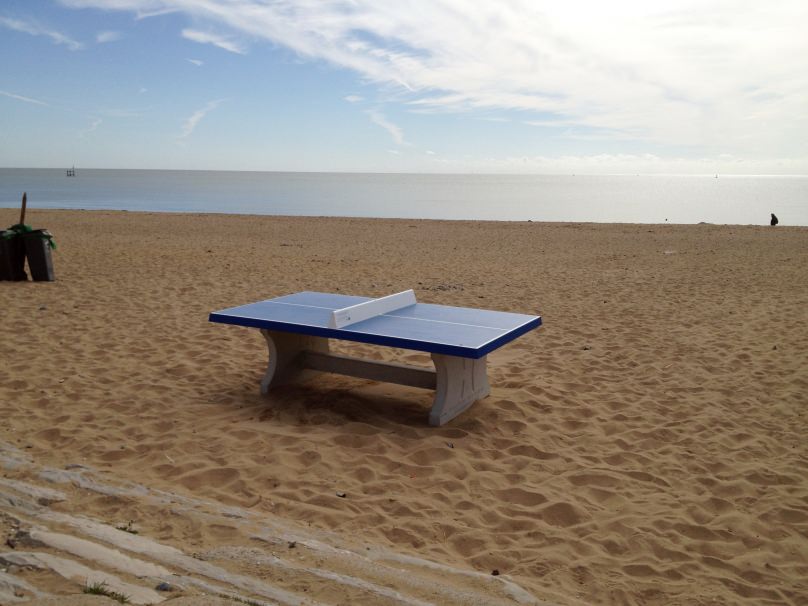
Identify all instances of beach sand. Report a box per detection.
[1,209,807,605]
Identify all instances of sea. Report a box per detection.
[1,168,806,226]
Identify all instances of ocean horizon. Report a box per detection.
[1,168,806,226]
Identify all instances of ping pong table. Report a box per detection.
[209,290,541,425]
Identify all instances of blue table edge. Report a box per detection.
[209,310,542,359]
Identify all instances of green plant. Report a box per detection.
[83,580,131,604]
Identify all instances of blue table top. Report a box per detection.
[209,291,541,358]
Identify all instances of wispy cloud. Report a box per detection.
[96,30,122,43]
[58,0,177,20]
[524,120,571,128]
[344,95,363,103]
[0,90,49,106]
[187,58,204,67]
[80,118,103,137]
[0,15,82,50]
[367,110,406,146]
[181,29,245,54]
[57,1,808,158]
[180,100,222,139]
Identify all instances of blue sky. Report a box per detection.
[1,0,806,174]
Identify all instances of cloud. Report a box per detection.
[180,100,222,138]
[0,15,82,50]
[187,58,204,67]
[96,30,122,43]
[80,118,103,137]
[0,90,49,106]
[58,0,177,20]
[56,1,808,159]
[181,28,245,54]
[524,119,574,129]
[367,110,406,145]
[344,95,363,103]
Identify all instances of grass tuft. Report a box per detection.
[83,580,131,604]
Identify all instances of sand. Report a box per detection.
[1,209,807,605]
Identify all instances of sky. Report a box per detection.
[1,0,807,174]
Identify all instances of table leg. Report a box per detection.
[259,330,489,426]
[259,330,329,394]
[429,354,490,426]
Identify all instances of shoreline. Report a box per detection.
[2,206,804,228]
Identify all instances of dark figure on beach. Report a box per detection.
[770,213,779,226]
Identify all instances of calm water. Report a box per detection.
[1,168,806,225]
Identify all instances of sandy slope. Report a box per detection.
[1,209,807,605]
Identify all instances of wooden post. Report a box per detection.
[19,192,27,225]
